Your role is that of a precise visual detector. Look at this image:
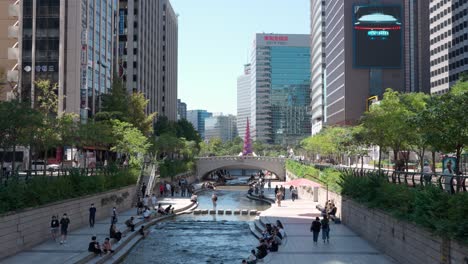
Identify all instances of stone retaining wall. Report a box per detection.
[342,199,468,264]
[285,170,468,264]
[0,186,136,260]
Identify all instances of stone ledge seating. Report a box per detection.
[68,201,198,264]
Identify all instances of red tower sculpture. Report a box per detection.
[242,118,253,156]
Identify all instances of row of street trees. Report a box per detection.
[301,80,467,174]
[0,77,154,176]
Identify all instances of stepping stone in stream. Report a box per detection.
[193,209,201,215]
[201,209,208,214]
[234,209,240,215]
[241,209,248,215]
[249,210,257,215]
[209,210,216,215]
[225,209,232,215]
[217,209,224,215]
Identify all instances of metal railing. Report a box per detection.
[196,156,286,162]
[0,165,128,184]
[329,166,468,194]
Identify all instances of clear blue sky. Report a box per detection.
[171,0,310,115]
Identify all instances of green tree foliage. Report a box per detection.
[175,118,202,143]
[424,81,467,173]
[127,92,156,135]
[98,76,156,135]
[362,89,412,169]
[99,75,129,116]
[110,120,150,165]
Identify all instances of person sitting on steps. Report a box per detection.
[88,236,102,256]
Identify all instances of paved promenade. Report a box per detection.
[258,184,396,264]
[2,197,193,264]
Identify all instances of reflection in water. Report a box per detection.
[122,220,257,264]
[121,188,269,264]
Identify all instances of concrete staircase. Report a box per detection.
[192,209,259,215]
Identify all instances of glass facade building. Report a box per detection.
[187,110,212,140]
[250,34,311,145]
[19,0,117,121]
[204,114,237,143]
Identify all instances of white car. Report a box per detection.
[31,161,60,171]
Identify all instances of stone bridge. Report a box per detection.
[196,156,286,180]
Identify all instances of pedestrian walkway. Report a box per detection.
[257,183,396,264]
[2,198,193,264]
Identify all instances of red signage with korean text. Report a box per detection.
[264,36,289,41]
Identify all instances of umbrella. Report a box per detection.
[285,178,322,187]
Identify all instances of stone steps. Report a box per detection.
[192,209,259,215]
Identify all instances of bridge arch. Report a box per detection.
[196,156,286,180]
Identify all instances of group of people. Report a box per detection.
[274,185,299,206]
[322,200,337,218]
[153,179,193,198]
[310,216,331,243]
[50,214,70,244]
[242,220,286,264]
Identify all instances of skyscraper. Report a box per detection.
[315,0,431,126]
[118,0,178,120]
[18,0,118,120]
[0,0,19,101]
[429,0,468,94]
[186,109,212,140]
[310,0,326,135]
[250,33,311,145]
[236,63,251,141]
[204,114,237,143]
[177,99,187,120]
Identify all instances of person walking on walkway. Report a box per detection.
[59,213,70,244]
[321,216,330,243]
[111,207,118,224]
[212,193,218,208]
[310,217,321,244]
[141,183,147,198]
[50,215,59,241]
[276,191,282,207]
[268,179,271,190]
[151,193,157,209]
[171,184,175,197]
[89,203,96,228]
[159,184,164,197]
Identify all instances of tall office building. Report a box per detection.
[18,0,118,120]
[0,0,19,101]
[177,99,187,120]
[187,109,212,140]
[310,0,326,135]
[205,114,238,143]
[236,63,251,141]
[316,0,431,126]
[404,0,430,94]
[429,0,468,94]
[322,0,405,125]
[250,33,311,145]
[118,0,178,120]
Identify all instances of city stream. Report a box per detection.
[121,179,270,264]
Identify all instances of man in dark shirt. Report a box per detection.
[88,236,102,255]
[141,183,147,198]
[310,217,321,244]
[60,213,70,244]
[89,203,96,228]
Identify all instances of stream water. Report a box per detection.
[121,185,270,264]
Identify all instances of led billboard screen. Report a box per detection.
[353,5,402,68]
